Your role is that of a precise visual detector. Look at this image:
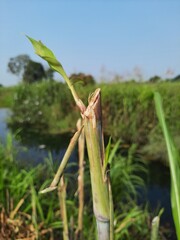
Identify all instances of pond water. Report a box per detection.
[0,108,77,167]
[0,108,176,239]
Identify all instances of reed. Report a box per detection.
[28,36,113,240]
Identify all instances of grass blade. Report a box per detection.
[154,92,180,239]
[40,126,83,194]
[27,36,86,113]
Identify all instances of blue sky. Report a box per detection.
[0,0,180,85]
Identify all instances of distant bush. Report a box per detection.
[69,72,95,86]
[148,75,161,83]
[10,81,76,131]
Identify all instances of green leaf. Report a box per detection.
[26,36,68,81]
[27,35,85,111]
[103,138,121,177]
[104,137,112,171]
[108,140,121,165]
[154,92,180,240]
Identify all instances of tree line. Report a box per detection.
[4,54,180,86]
[7,54,95,85]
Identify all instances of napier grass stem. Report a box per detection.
[58,176,69,240]
[75,119,85,240]
[28,37,112,240]
[84,89,110,240]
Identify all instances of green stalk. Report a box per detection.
[84,89,110,240]
[108,179,114,240]
[75,119,85,240]
[58,176,69,240]
[28,37,112,239]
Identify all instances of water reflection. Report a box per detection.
[0,108,11,142]
[0,108,77,166]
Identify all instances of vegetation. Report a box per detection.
[0,81,178,238]
[69,73,95,86]
[23,60,46,84]
[0,131,160,239]
[154,92,180,239]
[8,54,54,84]
[27,36,114,239]
[0,37,179,239]
[0,80,177,163]
[0,86,17,108]
[25,36,177,239]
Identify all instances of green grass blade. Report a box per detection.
[108,140,121,165]
[27,36,86,112]
[40,126,83,194]
[26,36,67,79]
[154,92,180,239]
[103,137,112,175]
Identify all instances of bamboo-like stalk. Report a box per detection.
[28,37,113,239]
[75,119,85,240]
[58,176,69,240]
[84,89,110,240]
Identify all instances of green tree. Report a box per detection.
[23,60,46,84]
[8,54,47,84]
[148,75,161,83]
[45,67,55,80]
[69,72,95,86]
[8,54,30,76]
[172,75,180,82]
